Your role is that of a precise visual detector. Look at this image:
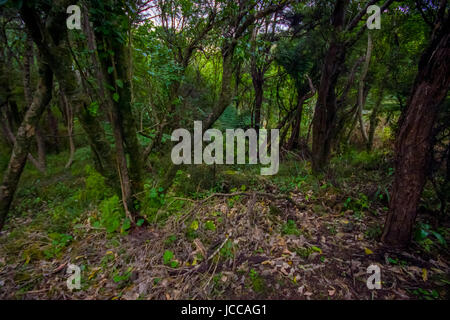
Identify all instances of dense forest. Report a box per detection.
[0,0,449,300]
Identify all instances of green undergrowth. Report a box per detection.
[1,147,448,267]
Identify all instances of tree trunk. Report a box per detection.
[311,0,348,173]
[93,31,143,219]
[35,126,46,171]
[358,32,372,144]
[203,43,235,131]
[287,78,316,150]
[22,37,33,108]
[367,85,384,151]
[382,17,450,247]
[287,90,304,150]
[60,92,75,168]
[20,1,118,190]
[22,36,46,172]
[112,44,143,198]
[47,108,60,152]
[253,75,263,131]
[0,112,44,173]
[0,62,53,230]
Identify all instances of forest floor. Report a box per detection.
[0,148,449,300]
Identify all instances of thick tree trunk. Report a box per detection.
[311,0,348,173]
[113,44,143,198]
[93,31,142,219]
[0,62,53,230]
[382,17,450,247]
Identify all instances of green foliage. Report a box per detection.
[164,235,177,246]
[141,184,166,223]
[88,101,99,116]
[414,223,447,252]
[281,220,301,236]
[341,150,387,171]
[43,233,73,259]
[272,160,316,193]
[216,106,251,130]
[219,240,234,260]
[249,268,265,293]
[1,0,448,301]
[295,245,322,259]
[343,193,370,219]
[185,219,199,240]
[112,267,133,284]
[274,37,316,89]
[163,250,179,268]
[410,288,440,300]
[96,195,128,233]
[204,220,216,231]
[78,165,112,203]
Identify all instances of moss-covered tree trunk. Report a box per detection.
[0,62,53,230]
[20,1,118,190]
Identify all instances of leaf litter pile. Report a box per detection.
[0,175,449,300]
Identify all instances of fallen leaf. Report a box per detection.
[422,268,428,282]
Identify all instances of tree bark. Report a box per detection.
[252,74,263,132]
[311,0,348,173]
[358,32,372,144]
[382,15,450,247]
[20,1,118,190]
[47,108,60,152]
[0,62,53,230]
[287,76,316,150]
[35,126,46,171]
[0,112,44,173]
[60,92,75,168]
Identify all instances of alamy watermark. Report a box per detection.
[367,5,382,29]
[366,264,382,290]
[66,4,382,31]
[66,5,81,30]
[171,121,280,176]
[66,263,81,290]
